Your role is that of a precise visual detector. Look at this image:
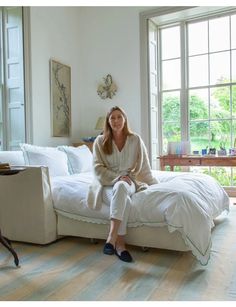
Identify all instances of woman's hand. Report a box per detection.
[119,175,132,185]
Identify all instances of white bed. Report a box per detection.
[0,147,230,265]
[51,170,229,265]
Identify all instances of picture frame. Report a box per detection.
[50,59,71,137]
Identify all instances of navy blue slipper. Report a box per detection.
[115,249,133,262]
[103,242,115,255]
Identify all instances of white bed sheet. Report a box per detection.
[51,171,229,265]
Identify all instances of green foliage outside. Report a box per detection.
[162,82,236,186]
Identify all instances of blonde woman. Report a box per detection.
[87,106,158,262]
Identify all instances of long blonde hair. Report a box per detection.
[102,106,133,155]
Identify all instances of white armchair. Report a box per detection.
[0,165,58,244]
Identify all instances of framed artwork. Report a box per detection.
[50,59,71,137]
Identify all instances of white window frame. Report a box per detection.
[23,7,33,144]
[140,6,236,163]
[0,6,32,150]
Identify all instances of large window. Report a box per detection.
[150,8,236,187]
[0,7,25,150]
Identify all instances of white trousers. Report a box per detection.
[102,181,136,235]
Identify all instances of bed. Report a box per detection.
[0,147,230,265]
[51,170,229,265]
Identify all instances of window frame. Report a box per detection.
[140,6,236,161]
[157,10,236,154]
[0,7,32,151]
[140,6,236,195]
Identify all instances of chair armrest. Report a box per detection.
[0,166,57,244]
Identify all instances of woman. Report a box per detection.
[87,106,158,262]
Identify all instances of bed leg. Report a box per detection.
[90,238,99,244]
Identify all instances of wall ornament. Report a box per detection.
[50,59,71,137]
[97,74,117,100]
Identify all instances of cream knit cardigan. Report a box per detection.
[87,133,159,210]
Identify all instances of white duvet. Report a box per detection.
[51,170,229,265]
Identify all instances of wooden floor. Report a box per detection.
[0,200,235,301]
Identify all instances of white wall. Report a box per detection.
[76,7,149,139]
[29,6,152,145]
[30,6,81,146]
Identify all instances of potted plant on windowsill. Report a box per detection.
[218,141,227,156]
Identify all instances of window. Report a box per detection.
[0,7,25,150]
[149,8,236,187]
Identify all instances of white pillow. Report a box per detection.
[58,145,93,174]
[0,151,25,166]
[20,143,69,177]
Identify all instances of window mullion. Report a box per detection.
[0,9,2,150]
[180,21,188,142]
[157,27,163,156]
[0,9,7,150]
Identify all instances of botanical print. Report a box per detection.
[50,59,71,136]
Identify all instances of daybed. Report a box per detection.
[0,144,230,265]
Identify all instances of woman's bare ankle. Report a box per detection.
[106,235,116,247]
[115,235,126,252]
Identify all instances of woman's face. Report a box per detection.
[108,110,126,133]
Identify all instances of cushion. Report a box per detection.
[0,151,25,166]
[57,145,93,174]
[20,143,69,177]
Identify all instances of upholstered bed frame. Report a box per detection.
[57,211,189,251]
[0,158,189,252]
